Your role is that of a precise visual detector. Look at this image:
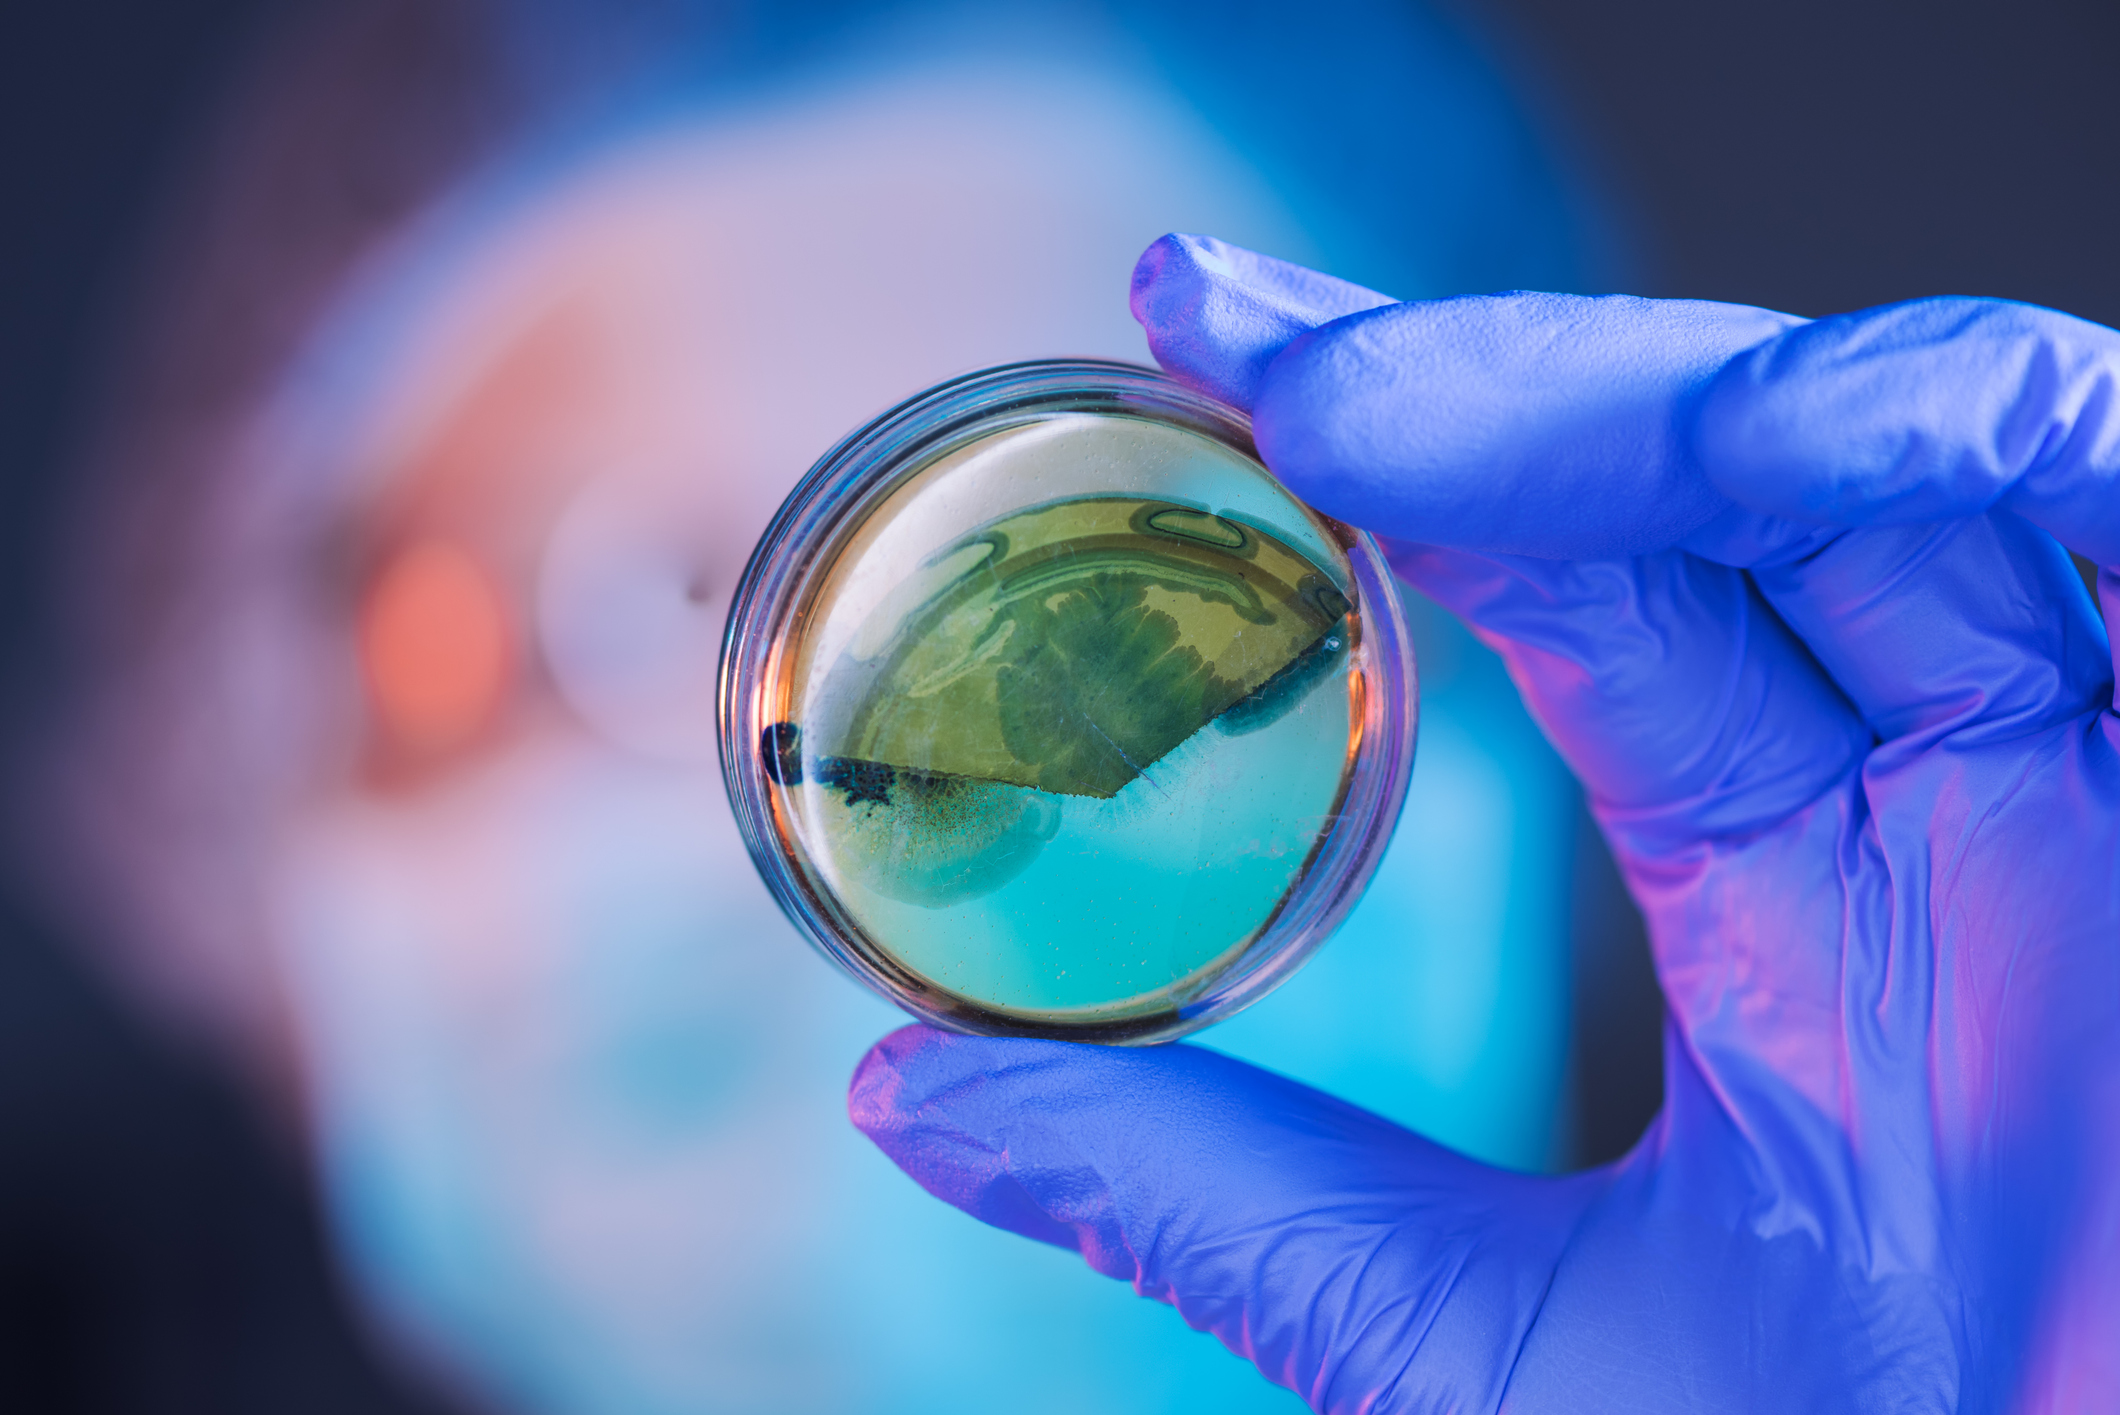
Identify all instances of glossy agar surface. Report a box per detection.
[769,413,1360,1025]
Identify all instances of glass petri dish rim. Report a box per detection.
[718,358,1417,1044]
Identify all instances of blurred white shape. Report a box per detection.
[538,469,730,764]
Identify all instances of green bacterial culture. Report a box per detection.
[761,410,1367,1028]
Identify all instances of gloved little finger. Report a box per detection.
[851,1024,1600,1415]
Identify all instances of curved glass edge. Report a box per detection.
[717,360,1417,1045]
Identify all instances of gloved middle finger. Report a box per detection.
[1687,299,2116,747]
[1390,542,1868,856]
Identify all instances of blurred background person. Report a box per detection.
[5,4,1606,1412]
[3,1,2111,1413]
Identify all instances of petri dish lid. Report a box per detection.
[719,360,1415,1043]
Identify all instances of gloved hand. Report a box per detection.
[849,234,2120,1412]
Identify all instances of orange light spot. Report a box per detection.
[358,540,512,753]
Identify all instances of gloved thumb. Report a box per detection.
[850,1025,1598,1413]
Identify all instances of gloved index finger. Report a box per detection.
[1128,238,1874,838]
[1249,291,1805,560]
[1130,233,1397,411]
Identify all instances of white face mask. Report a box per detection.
[262,48,1345,1415]
[274,736,902,1413]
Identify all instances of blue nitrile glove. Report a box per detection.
[850,234,2120,1412]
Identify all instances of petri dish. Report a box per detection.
[719,361,1415,1043]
